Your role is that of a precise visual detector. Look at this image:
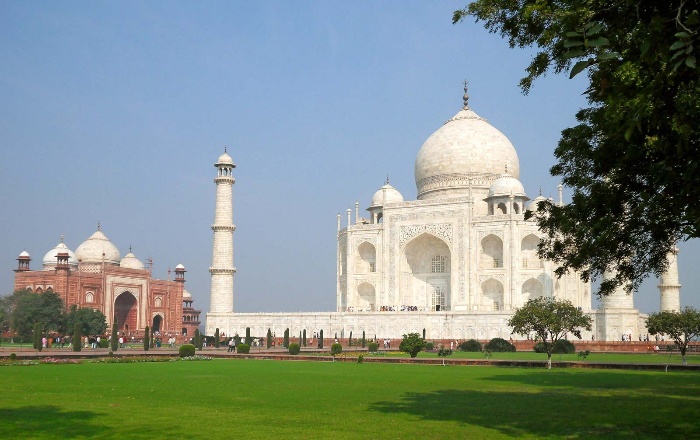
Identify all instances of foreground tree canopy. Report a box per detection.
[509,297,592,369]
[646,307,700,364]
[455,1,700,295]
[399,332,426,358]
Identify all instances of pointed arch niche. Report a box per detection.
[114,292,138,333]
[480,234,503,269]
[521,234,542,269]
[401,233,451,310]
[521,278,544,305]
[355,282,375,311]
[356,242,376,274]
[481,278,504,311]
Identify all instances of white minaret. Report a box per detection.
[600,270,634,309]
[209,149,236,313]
[659,246,681,312]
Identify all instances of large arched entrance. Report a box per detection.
[114,292,138,333]
[152,315,163,333]
[401,233,451,311]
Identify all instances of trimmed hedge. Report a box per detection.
[485,337,516,352]
[367,342,379,352]
[459,339,483,352]
[179,344,196,357]
[534,339,576,354]
[288,343,301,355]
[237,343,250,354]
[425,342,434,351]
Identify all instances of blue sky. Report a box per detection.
[1,1,697,315]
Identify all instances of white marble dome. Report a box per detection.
[19,250,30,258]
[526,195,548,212]
[175,263,185,270]
[120,251,144,270]
[75,229,121,265]
[217,151,234,165]
[183,289,192,300]
[42,239,78,267]
[489,175,526,197]
[415,103,520,200]
[370,183,404,207]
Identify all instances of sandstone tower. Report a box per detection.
[209,149,236,313]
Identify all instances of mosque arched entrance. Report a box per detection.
[114,292,138,333]
[152,315,163,333]
[401,233,451,311]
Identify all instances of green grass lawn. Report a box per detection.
[1,359,699,439]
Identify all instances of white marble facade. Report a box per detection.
[207,85,679,341]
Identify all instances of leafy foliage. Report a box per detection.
[534,339,576,354]
[237,343,250,354]
[179,344,196,357]
[267,328,272,349]
[437,345,453,365]
[509,297,592,368]
[144,326,150,351]
[288,343,301,355]
[399,333,426,358]
[245,327,251,346]
[111,323,118,352]
[7,290,64,340]
[484,338,516,352]
[214,328,220,348]
[367,341,379,352]
[73,323,82,352]
[64,305,107,338]
[647,307,700,364]
[459,339,483,352]
[456,1,700,296]
[283,328,289,348]
[330,343,342,360]
[425,342,434,351]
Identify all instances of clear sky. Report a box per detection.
[1,2,697,316]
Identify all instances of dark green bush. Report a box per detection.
[10,353,17,361]
[179,344,196,357]
[330,343,342,359]
[288,343,301,355]
[237,343,250,354]
[367,342,378,352]
[73,323,82,352]
[108,351,114,358]
[144,326,151,351]
[357,354,364,363]
[534,339,576,354]
[425,342,434,351]
[485,337,516,352]
[100,338,110,349]
[459,339,483,352]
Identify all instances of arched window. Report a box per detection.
[155,297,162,308]
[497,202,507,214]
[85,292,95,303]
[431,286,446,311]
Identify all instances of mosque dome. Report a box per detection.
[370,183,404,207]
[216,150,234,166]
[414,85,520,200]
[19,250,30,258]
[488,174,526,197]
[175,263,186,270]
[75,228,121,265]
[120,250,145,270]
[42,238,78,267]
[526,195,548,212]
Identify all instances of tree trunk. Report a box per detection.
[547,353,552,370]
[682,348,687,365]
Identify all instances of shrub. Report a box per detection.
[330,343,342,360]
[237,343,250,354]
[214,328,220,348]
[302,329,307,347]
[179,344,196,357]
[288,343,301,355]
[245,328,251,346]
[459,339,483,352]
[10,353,17,361]
[267,328,272,349]
[144,326,150,351]
[283,328,289,348]
[534,340,576,354]
[362,331,366,348]
[357,354,364,363]
[485,337,516,352]
[399,333,426,358]
[108,351,114,358]
[111,323,118,352]
[368,342,379,352]
[73,323,82,352]
[425,342,434,351]
[319,329,324,349]
[100,338,110,348]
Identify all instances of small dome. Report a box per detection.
[216,151,234,166]
[75,228,121,265]
[488,174,526,197]
[120,251,144,270]
[526,195,548,212]
[19,250,30,258]
[370,183,404,208]
[175,263,186,270]
[42,239,78,267]
[183,289,192,300]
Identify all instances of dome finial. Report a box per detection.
[462,79,470,109]
[97,222,101,231]
[504,164,508,174]
[60,234,64,244]
[224,146,227,153]
[129,245,132,253]
[385,174,390,185]
[539,187,542,196]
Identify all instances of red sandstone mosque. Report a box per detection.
[13,225,200,339]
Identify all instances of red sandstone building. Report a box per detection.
[14,226,200,338]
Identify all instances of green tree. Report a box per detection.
[144,326,150,351]
[647,307,700,365]
[8,290,64,341]
[302,329,307,347]
[330,342,342,361]
[245,327,251,346]
[399,333,426,358]
[214,328,220,348]
[362,330,366,348]
[33,322,42,351]
[72,323,82,352]
[455,1,700,296]
[283,328,289,348]
[64,305,107,338]
[437,345,453,366]
[508,297,592,369]
[267,328,272,349]
[111,323,118,352]
[319,329,324,349]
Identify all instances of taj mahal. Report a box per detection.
[205,84,682,342]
